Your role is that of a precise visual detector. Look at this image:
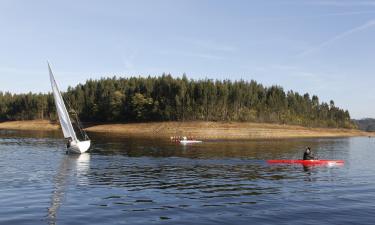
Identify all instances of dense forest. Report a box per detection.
[0,74,355,128]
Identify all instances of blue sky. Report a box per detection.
[1,0,375,119]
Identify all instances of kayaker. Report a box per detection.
[303,147,316,160]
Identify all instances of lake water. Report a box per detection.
[0,130,375,225]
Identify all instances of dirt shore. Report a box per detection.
[0,120,59,131]
[1,120,373,140]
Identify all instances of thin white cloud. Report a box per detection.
[0,66,42,75]
[176,37,236,53]
[245,10,375,23]
[190,39,236,52]
[189,52,224,60]
[159,50,224,60]
[301,0,375,7]
[121,51,136,71]
[316,11,375,17]
[298,19,375,57]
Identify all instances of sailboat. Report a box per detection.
[48,63,91,154]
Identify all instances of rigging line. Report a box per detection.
[61,93,89,140]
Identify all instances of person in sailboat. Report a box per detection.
[66,137,72,148]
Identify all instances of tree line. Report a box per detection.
[0,74,356,128]
[353,119,375,132]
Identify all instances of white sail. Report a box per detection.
[48,64,78,142]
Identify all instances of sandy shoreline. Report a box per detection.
[0,120,60,131]
[0,120,373,140]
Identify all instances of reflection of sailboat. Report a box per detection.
[47,154,90,225]
[74,153,91,185]
[48,63,91,153]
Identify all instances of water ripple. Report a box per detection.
[0,133,374,225]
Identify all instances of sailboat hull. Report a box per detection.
[68,140,91,154]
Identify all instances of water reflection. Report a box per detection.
[48,153,90,225]
[0,130,362,225]
[89,132,351,161]
[75,153,91,185]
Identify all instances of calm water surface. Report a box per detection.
[0,130,374,225]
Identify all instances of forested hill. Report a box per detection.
[353,118,375,132]
[0,74,356,128]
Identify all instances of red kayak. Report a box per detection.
[267,159,344,166]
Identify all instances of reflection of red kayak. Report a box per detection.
[267,160,344,166]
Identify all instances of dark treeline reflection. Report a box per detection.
[0,74,354,128]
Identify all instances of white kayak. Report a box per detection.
[179,140,203,144]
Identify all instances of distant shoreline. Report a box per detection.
[0,120,373,140]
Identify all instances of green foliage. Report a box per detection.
[131,93,153,121]
[0,75,356,128]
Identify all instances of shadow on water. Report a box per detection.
[47,153,90,225]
